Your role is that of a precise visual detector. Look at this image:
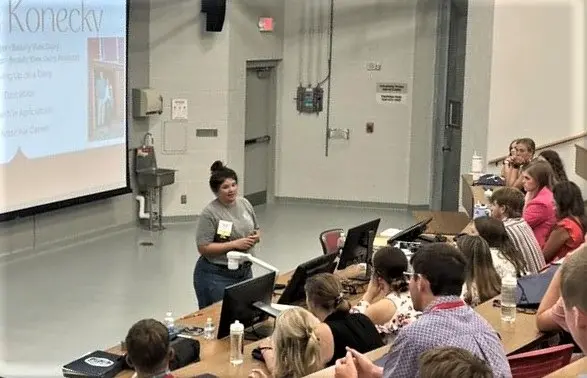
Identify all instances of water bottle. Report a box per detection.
[204,317,215,340]
[501,275,517,322]
[472,151,483,180]
[229,320,244,365]
[164,311,175,333]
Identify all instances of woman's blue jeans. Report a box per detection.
[193,256,253,309]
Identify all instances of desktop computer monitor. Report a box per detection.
[277,252,339,305]
[386,217,433,244]
[337,218,381,279]
[217,271,277,339]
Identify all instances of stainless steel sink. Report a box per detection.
[137,168,175,188]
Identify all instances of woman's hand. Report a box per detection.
[259,337,272,349]
[230,237,256,251]
[248,369,269,378]
[363,276,382,303]
[335,352,358,378]
[249,230,261,244]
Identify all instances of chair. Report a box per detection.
[508,344,574,378]
[319,228,344,255]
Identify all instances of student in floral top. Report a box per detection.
[125,319,174,378]
[351,246,421,344]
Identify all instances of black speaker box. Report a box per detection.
[201,0,226,32]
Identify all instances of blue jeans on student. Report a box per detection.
[193,256,253,309]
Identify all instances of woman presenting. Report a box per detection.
[194,161,260,309]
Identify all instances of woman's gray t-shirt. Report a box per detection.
[195,197,259,265]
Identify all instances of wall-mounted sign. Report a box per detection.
[376,82,408,105]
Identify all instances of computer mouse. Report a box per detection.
[252,347,265,362]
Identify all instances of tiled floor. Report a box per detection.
[0,202,415,377]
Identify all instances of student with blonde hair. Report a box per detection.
[305,273,383,366]
[252,274,383,377]
[250,307,322,378]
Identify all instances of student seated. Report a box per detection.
[489,186,545,273]
[538,150,568,184]
[521,160,556,247]
[350,246,421,343]
[473,216,528,277]
[559,248,587,354]
[418,347,494,378]
[334,243,511,378]
[542,181,587,263]
[537,244,587,338]
[456,235,501,307]
[304,273,383,366]
[251,307,322,378]
[501,139,518,178]
[506,137,535,189]
[125,319,174,378]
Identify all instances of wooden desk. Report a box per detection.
[461,174,499,218]
[474,299,543,355]
[304,344,389,377]
[104,209,542,377]
[413,210,470,235]
[576,144,587,181]
[545,356,587,377]
[110,266,365,378]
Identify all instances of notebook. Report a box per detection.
[63,350,125,378]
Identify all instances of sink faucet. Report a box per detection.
[143,132,154,146]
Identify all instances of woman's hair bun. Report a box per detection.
[210,160,225,173]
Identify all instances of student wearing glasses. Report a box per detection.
[334,243,511,378]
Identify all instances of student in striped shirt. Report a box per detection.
[489,187,546,274]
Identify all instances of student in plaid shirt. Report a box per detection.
[335,243,511,378]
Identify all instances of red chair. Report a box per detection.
[508,344,574,378]
[319,228,344,255]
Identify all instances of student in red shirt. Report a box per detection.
[543,181,587,263]
[125,319,174,378]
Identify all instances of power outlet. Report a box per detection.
[366,122,374,133]
[180,194,187,204]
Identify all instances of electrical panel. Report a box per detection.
[296,86,324,114]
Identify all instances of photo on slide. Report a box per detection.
[87,37,125,142]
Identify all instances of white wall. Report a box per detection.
[227,0,285,179]
[148,0,284,217]
[486,0,583,161]
[276,0,436,206]
[461,0,494,180]
[464,0,587,199]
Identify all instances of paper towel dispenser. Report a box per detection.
[132,88,163,118]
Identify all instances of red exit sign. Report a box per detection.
[258,17,274,32]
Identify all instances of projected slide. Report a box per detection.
[0,0,128,214]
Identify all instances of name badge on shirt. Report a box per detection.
[217,220,233,238]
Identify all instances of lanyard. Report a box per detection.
[430,300,466,311]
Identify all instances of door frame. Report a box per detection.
[244,60,280,206]
[430,0,468,211]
